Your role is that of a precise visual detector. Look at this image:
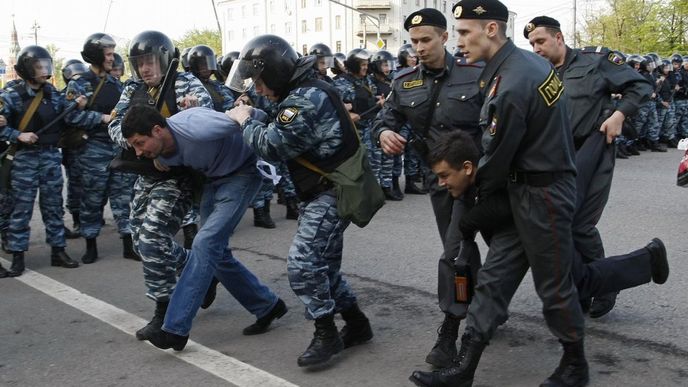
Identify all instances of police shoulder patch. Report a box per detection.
[402,79,423,89]
[538,69,564,107]
[277,107,299,124]
[66,90,76,101]
[608,51,625,66]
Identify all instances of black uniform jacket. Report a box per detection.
[476,40,576,198]
[372,50,483,148]
[557,46,652,143]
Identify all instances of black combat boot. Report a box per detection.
[253,206,276,229]
[405,175,427,194]
[626,143,640,155]
[64,213,80,239]
[425,314,460,368]
[540,339,589,387]
[243,298,288,335]
[182,224,198,250]
[7,252,25,277]
[1,230,9,253]
[635,140,647,151]
[0,262,8,278]
[297,314,344,367]
[383,187,403,201]
[410,331,487,387]
[668,137,679,148]
[136,300,169,340]
[145,325,188,351]
[589,292,618,318]
[392,176,404,199]
[51,247,79,268]
[285,197,299,220]
[121,233,141,261]
[201,277,220,309]
[81,238,98,264]
[616,144,629,159]
[339,303,373,348]
[649,141,668,152]
[647,238,669,284]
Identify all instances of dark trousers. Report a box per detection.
[573,132,616,263]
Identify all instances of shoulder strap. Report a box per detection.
[295,155,326,176]
[18,89,44,132]
[87,76,106,108]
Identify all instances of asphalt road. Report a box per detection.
[1,148,686,387]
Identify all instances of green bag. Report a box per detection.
[296,144,385,228]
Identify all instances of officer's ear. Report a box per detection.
[463,161,474,176]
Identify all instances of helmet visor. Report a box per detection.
[33,58,53,78]
[190,55,218,73]
[62,62,89,81]
[225,58,263,93]
[129,53,163,85]
[317,55,334,69]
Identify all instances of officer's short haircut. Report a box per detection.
[121,105,167,138]
[480,20,508,40]
[428,131,480,170]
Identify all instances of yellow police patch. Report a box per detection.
[411,15,423,25]
[608,52,625,66]
[66,90,76,101]
[538,69,564,107]
[277,107,298,124]
[488,116,498,136]
[454,6,462,19]
[402,79,423,89]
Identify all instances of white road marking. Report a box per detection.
[0,258,299,387]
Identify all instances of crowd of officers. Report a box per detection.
[0,0,674,386]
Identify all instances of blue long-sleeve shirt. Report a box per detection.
[158,107,266,178]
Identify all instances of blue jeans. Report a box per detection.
[163,165,279,336]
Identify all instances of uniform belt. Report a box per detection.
[509,171,564,187]
[299,180,335,202]
[20,143,59,150]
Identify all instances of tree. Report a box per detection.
[46,43,66,89]
[173,28,222,55]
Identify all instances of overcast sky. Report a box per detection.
[0,0,579,63]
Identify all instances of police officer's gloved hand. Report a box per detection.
[454,239,480,271]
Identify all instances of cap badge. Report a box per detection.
[411,15,423,25]
[525,23,535,32]
[473,6,487,15]
[454,6,463,19]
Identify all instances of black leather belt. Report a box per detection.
[509,171,565,187]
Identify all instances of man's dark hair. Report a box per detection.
[121,105,166,138]
[428,131,480,170]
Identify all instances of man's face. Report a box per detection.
[253,77,278,102]
[136,54,163,87]
[407,55,418,67]
[110,67,123,79]
[31,59,52,84]
[683,61,688,70]
[431,160,474,198]
[528,27,562,64]
[102,47,115,72]
[356,60,368,78]
[674,62,681,71]
[379,61,391,76]
[127,130,164,159]
[456,19,490,64]
[409,26,447,68]
[317,58,329,75]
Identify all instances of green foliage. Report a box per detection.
[173,28,222,55]
[580,0,688,55]
[46,43,66,90]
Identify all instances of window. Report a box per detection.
[241,5,246,17]
[302,20,307,32]
[359,39,364,48]
[316,0,322,6]
[242,28,247,39]
[253,3,259,16]
[336,41,342,52]
[227,9,233,21]
[415,0,419,6]
[335,15,342,30]
[270,24,276,33]
[303,44,308,55]
[315,17,323,32]
[228,30,234,41]
[379,14,387,26]
[301,0,307,8]
[285,22,292,33]
[443,0,447,12]
[254,26,260,36]
[433,0,437,8]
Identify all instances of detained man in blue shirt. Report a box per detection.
[120,105,287,350]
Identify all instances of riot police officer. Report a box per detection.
[309,43,335,83]
[373,8,483,369]
[108,30,213,341]
[110,53,125,82]
[0,45,80,276]
[671,53,688,141]
[187,45,235,112]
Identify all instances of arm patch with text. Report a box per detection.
[538,70,564,107]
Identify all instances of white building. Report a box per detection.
[217,0,515,57]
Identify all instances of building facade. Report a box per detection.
[217,0,515,57]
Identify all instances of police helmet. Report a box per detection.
[309,43,334,68]
[220,51,240,78]
[660,59,672,73]
[14,45,53,82]
[344,48,372,74]
[647,53,662,68]
[370,50,395,76]
[81,33,116,66]
[128,31,179,82]
[397,44,418,68]
[683,55,688,64]
[226,34,298,98]
[112,53,125,71]
[671,53,683,63]
[188,45,218,79]
[62,59,89,84]
[180,47,192,71]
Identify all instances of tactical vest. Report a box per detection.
[81,71,122,140]
[11,82,61,146]
[344,74,377,115]
[285,78,359,201]
[130,74,180,117]
[201,80,226,112]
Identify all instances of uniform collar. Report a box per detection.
[420,50,455,78]
[478,39,516,93]
[556,46,576,79]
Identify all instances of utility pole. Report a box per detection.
[31,20,40,45]
[104,0,114,31]
[572,0,577,47]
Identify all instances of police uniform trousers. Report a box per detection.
[0,191,13,233]
[572,132,615,264]
[252,174,274,209]
[62,147,83,217]
[674,99,688,138]
[632,101,661,143]
[7,147,66,252]
[466,174,584,343]
[78,140,135,238]
[130,174,192,302]
[400,125,423,178]
[658,102,676,141]
[276,162,298,199]
[287,191,358,320]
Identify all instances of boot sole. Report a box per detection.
[296,341,344,367]
[650,238,669,284]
